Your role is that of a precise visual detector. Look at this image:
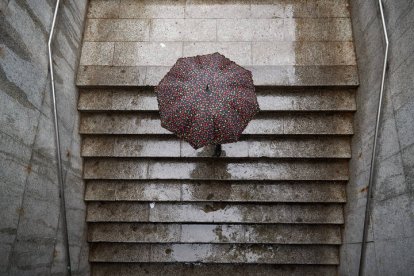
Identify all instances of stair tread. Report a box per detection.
[86,202,344,224]
[89,243,339,264]
[83,159,349,181]
[80,112,353,135]
[85,180,346,203]
[91,263,338,276]
[81,136,351,158]
[78,87,356,112]
[76,65,358,87]
[88,223,341,244]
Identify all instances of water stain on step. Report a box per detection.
[202,202,228,213]
[191,159,232,179]
[188,181,232,201]
[213,225,228,242]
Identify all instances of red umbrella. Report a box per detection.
[155,52,259,150]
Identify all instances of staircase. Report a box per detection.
[76,0,358,274]
[78,85,356,275]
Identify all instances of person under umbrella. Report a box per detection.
[155,52,259,156]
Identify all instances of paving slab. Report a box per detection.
[79,42,114,66]
[119,0,185,19]
[217,19,284,41]
[185,0,251,19]
[150,19,216,42]
[77,65,147,86]
[113,42,182,66]
[216,18,352,41]
[250,0,350,18]
[293,18,353,41]
[183,42,252,65]
[253,42,356,66]
[248,65,358,86]
[87,0,120,18]
[84,19,150,41]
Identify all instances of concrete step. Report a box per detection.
[91,263,338,276]
[77,65,358,86]
[86,202,344,224]
[85,180,346,203]
[81,136,351,158]
[86,0,351,19]
[83,159,348,181]
[78,87,356,112]
[79,112,353,135]
[88,223,341,244]
[89,243,339,264]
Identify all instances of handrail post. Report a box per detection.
[47,0,72,275]
[358,0,389,275]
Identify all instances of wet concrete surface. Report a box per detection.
[77,0,357,86]
[77,0,358,274]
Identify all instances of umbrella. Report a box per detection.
[155,52,259,150]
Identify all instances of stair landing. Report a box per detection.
[78,0,357,87]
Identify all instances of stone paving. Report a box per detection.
[77,0,357,86]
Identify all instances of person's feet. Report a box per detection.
[213,144,222,157]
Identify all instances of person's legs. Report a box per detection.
[214,144,222,157]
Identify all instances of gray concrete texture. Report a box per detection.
[78,87,357,111]
[81,136,352,158]
[87,223,342,244]
[76,0,358,86]
[89,243,339,264]
[83,159,349,180]
[79,112,354,135]
[91,263,338,276]
[84,180,346,203]
[86,202,344,224]
[76,64,359,86]
[339,0,414,275]
[0,0,89,275]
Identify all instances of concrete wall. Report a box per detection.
[340,0,414,275]
[0,0,89,275]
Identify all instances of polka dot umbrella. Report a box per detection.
[155,52,260,150]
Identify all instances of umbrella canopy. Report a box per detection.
[155,52,259,149]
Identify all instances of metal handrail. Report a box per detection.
[47,0,72,274]
[358,0,389,275]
